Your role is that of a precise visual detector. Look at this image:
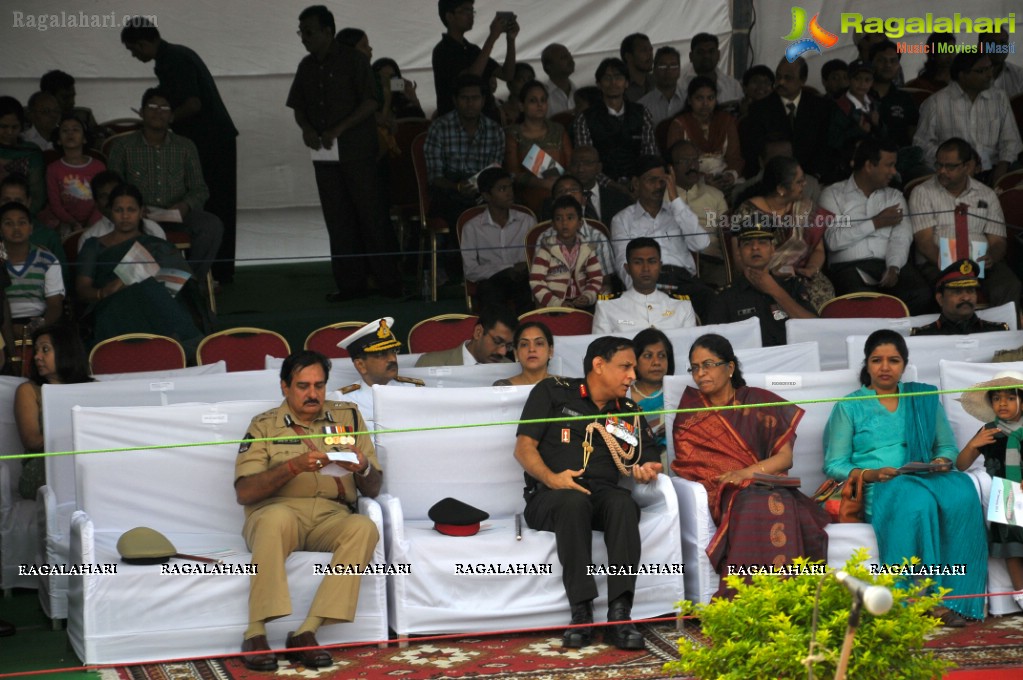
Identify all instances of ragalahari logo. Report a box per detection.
[783,7,839,62]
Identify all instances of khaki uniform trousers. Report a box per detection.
[243,496,378,625]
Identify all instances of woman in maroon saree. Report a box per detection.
[671,334,829,594]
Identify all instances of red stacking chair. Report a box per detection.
[818,293,910,319]
[407,314,478,354]
[88,333,187,375]
[518,308,594,336]
[196,327,291,372]
[304,321,366,359]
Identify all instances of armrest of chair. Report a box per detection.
[0,459,14,519]
[68,510,94,565]
[625,473,676,514]
[375,494,406,564]
[357,496,386,564]
[961,458,992,508]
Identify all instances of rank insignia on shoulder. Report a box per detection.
[670,293,691,301]
[395,375,426,386]
[551,375,573,388]
[597,292,621,301]
[340,383,361,395]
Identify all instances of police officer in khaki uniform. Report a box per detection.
[235,350,381,671]
[911,259,1011,336]
[335,317,424,428]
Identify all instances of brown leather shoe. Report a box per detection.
[240,634,278,671]
[286,630,333,668]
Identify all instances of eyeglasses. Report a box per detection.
[486,332,512,350]
[144,104,172,112]
[934,161,965,171]
[654,64,681,71]
[686,360,727,374]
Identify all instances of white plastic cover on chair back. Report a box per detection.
[846,331,1023,388]
[67,400,388,664]
[94,360,227,381]
[0,376,31,591]
[38,370,282,620]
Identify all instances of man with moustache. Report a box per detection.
[234,350,382,671]
[669,140,728,287]
[911,259,1009,335]
[336,318,424,428]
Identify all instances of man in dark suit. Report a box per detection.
[567,146,633,225]
[741,57,836,181]
[414,306,517,367]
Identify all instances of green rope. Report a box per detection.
[1,383,1015,461]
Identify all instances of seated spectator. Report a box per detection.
[75,183,202,348]
[638,47,685,126]
[824,329,987,626]
[530,195,603,309]
[673,333,828,594]
[372,58,426,119]
[869,41,919,149]
[107,88,223,284]
[0,202,64,332]
[611,155,711,318]
[499,62,536,126]
[39,70,101,147]
[13,323,91,500]
[707,215,816,346]
[45,115,105,233]
[741,57,835,181]
[669,140,729,287]
[737,64,774,118]
[621,33,655,102]
[460,167,534,314]
[414,305,517,367]
[667,76,744,193]
[983,30,1023,98]
[563,145,632,224]
[424,73,506,233]
[828,60,884,156]
[679,33,744,107]
[572,58,657,184]
[504,80,572,209]
[910,258,1010,336]
[593,237,697,334]
[0,173,66,273]
[913,53,1022,187]
[732,156,835,311]
[905,33,956,92]
[79,170,167,250]
[630,328,674,458]
[820,139,931,315]
[956,371,1023,612]
[821,59,849,99]
[731,134,821,209]
[539,174,617,288]
[572,86,602,115]
[910,137,1019,314]
[0,96,46,214]
[21,92,60,152]
[493,321,553,386]
[432,0,517,120]
[540,43,576,118]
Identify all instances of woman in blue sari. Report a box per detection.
[823,329,987,625]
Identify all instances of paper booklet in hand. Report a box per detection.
[318,450,361,478]
[521,144,564,178]
[988,477,1022,527]
[896,461,947,474]
[112,241,191,297]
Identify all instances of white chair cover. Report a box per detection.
[93,360,227,381]
[0,376,31,591]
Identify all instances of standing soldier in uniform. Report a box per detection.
[234,351,381,671]
[514,336,662,650]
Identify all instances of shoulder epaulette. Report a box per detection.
[670,293,691,301]
[340,383,361,395]
[597,292,622,301]
[395,375,426,386]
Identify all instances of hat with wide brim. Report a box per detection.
[957,371,1023,423]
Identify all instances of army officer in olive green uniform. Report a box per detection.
[234,350,382,671]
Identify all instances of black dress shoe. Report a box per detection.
[286,630,333,668]
[0,619,15,637]
[605,600,645,650]
[240,634,277,671]
[562,600,594,648]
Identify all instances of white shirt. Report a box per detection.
[638,87,686,125]
[545,78,576,117]
[611,198,709,286]
[78,216,167,252]
[819,176,911,268]
[679,65,744,104]
[460,207,534,282]
[991,62,1023,99]
[592,288,697,334]
[913,82,1022,170]
[20,127,53,151]
[328,378,418,430]
[461,342,477,366]
[908,175,1006,264]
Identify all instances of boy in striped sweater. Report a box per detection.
[1,202,64,334]
[529,195,604,308]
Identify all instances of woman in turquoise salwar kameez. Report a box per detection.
[824,329,987,625]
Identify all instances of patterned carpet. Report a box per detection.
[98,614,1023,680]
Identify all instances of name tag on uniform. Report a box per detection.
[737,306,756,318]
